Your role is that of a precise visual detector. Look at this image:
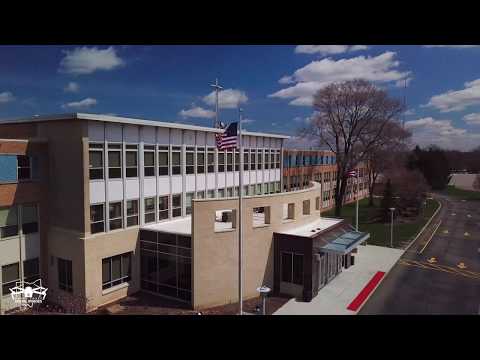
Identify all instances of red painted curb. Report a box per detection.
[347,271,385,311]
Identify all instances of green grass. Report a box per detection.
[445,185,480,201]
[322,197,440,248]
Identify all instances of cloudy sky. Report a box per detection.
[1,45,480,150]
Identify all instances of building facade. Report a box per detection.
[0,113,369,313]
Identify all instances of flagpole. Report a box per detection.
[238,108,244,315]
[355,168,359,231]
[211,78,223,128]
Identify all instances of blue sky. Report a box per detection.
[1,45,480,150]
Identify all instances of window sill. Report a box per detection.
[102,282,129,296]
[214,228,236,234]
[253,224,270,229]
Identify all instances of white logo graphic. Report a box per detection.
[10,279,48,308]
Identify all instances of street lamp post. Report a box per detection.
[256,286,271,315]
[389,207,395,248]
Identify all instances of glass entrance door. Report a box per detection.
[318,252,342,290]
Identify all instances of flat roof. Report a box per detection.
[141,217,192,235]
[0,113,290,139]
[277,217,344,238]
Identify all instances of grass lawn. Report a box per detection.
[322,197,440,248]
[444,185,480,201]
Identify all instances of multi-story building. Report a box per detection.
[0,113,369,313]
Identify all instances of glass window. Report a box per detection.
[144,147,155,177]
[17,155,31,180]
[20,203,38,234]
[89,143,104,180]
[126,146,138,178]
[159,196,169,220]
[108,145,122,179]
[2,262,19,295]
[0,206,18,238]
[244,149,249,171]
[126,199,139,227]
[234,150,239,172]
[249,184,255,195]
[257,150,262,170]
[145,197,156,224]
[158,146,169,176]
[226,151,233,172]
[58,258,73,293]
[316,197,321,210]
[227,187,233,197]
[207,148,215,173]
[293,254,304,285]
[243,185,249,196]
[109,202,123,230]
[281,253,292,283]
[171,147,181,175]
[196,191,205,199]
[186,192,194,215]
[256,184,262,195]
[218,188,225,198]
[90,204,104,234]
[186,148,194,175]
[250,150,256,170]
[172,194,182,217]
[207,189,215,199]
[24,258,40,283]
[197,148,205,174]
[265,150,270,170]
[102,252,132,290]
[253,206,270,227]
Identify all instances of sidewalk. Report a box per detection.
[273,245,404,315]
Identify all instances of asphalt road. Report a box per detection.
[359,193,480,314]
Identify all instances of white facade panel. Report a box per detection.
[108,180,124,201]
[270,169,276,181]
[157,128,169,144]
[264,169,270,183]
[196,131,206,146]
[226,172,234,187]
[0,237,19,265]
[124,125,139,143]
[90,181,106,204]
[142,126,156,144]
[184,130,195,145]
[257,137,264,148]
[171,129,182,145]
[275,168,281,181]
[196,175,206,190]
[250,137,257,148]
[106,123,123,142]
[88,121,105,141]
[206,133,215,146]
[171,176,182,193]
[158,177,170,195]
[186,175,196,191]
[250,171,257,184]
[207,173,215,189]
[125,179,140,199]
[243,172,250,185]
[264,137,271,148]
[143,178,157,197]
[22,234,40,261]
[256,170,264,183]
[218,174,225,188]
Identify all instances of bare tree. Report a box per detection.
[301,79,404,216]
[473,174,480,191]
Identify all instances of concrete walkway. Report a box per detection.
[274,245,404,315]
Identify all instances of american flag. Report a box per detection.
[347,170,357,177]
[216,122,238,150]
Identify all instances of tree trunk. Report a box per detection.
[334,176,348,217]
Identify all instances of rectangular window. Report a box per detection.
[234,150,239,171]
[196,191,205,199]
[316,197,321,210]
[109,201,123,230]
[186,147,195,175]
[303,200,311,215]
[102,252,132,290]
[257,150,262,170]
[207,148,215,173]
[158,195,169,220]
[243,185,249,196]
[0,206,18,238]
[244,150,249,171]
[227,187,233,198]
[269,182,275,194]
[253,206,270,227]
[126,199,139,227]
[158,146,169,176]
[249,184,255,195]
[145,197,156,223]
[214,209,236,232]
[250,150,256,170]
[275,151,280,169]
[256,184,262,195]
[172,147,181,175]
[281,252,303,285]
[218,188,225,198]
[186,192,194,215]
[58,258,73,293]
[264,150,270,170]
[172,194,182,217]
[89,143,104,180]
[2,262,19,295]
[218,151,225,172]
[108,144,122,179]
[226,151,233,172]
[126,145,138,178]
[282,203,295,221]
[144,145,155,177]
[197,148,205,174]
[24,258,40,283]
[17,155,31,180]
[90,204,105,234]
[21,203,38,234]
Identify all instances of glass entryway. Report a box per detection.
[318,252,342,289]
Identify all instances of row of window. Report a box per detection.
[283,154,336,168]
[0,155,37,183]
[1,258,40,295]
[89,143,281,180]
[0,204,39,239]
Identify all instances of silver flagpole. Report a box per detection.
[355,168,359,231]
[238,108,244,315]
[211,78,223,128]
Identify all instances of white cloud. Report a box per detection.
[0,91,15,103]
[179,106,215,119]
[241,118,255,124]
[404,116,480,151]
[59,47,124,75]
[404,108,416,116]
[425,78,480,112]
[423,45,480,49]
[203,88,248,109]
[64,82,79,93]
[62,97,97,110]
[269,51,411,106]
[295,45,369,55]
[463,113,480,125]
